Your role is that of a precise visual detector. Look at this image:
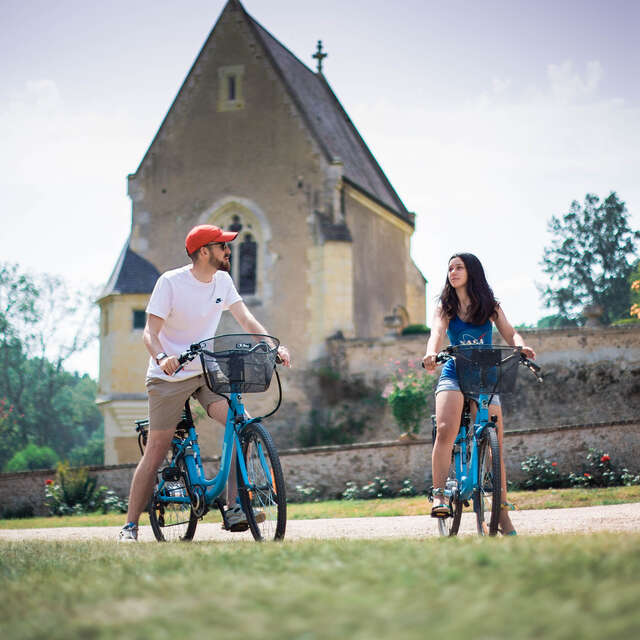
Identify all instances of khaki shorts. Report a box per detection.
[145,374,225,431]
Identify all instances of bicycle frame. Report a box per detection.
[154,392,264,509]
[446,393,494,503]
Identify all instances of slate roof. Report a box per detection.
[242,4,412,224]
[134,0,412,226]
[99,241,160,300]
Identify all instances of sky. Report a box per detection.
[2,0,639,377]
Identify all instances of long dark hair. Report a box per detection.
[439,253,498,325]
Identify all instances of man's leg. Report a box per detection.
[125,427,176,526]
[123,376,199,533]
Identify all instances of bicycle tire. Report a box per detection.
[149,458,198,542]
[437,458,463,537]
[474,427,502,536]
[238,422,287,541]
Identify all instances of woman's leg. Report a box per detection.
[489,404,516,534]
[432,390,464,507]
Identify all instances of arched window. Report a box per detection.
[220,213,258,296]
[238,233,257,295]
[206,199,271,303]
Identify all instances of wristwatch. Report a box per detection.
[155,352,168,364]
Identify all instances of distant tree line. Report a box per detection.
[0,263,102,472]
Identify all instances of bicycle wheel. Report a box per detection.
[149,459,198,542]
[474,427,502,536]
[238,422,286,541]
[437,461,463,537]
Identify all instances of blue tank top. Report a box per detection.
[440,316,493,382]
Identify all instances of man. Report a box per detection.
[119,224,290,541]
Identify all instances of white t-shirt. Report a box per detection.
[145,265,242,381]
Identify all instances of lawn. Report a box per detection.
[2,533,639,639]
[1,485,639,529]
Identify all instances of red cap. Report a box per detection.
[185,225,238,254]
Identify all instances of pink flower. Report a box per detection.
[551,462,557,467]
[600,454,610,463]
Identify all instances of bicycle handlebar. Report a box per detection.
[421,346,543,383]
[174,340,282,374]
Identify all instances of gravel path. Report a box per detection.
[1,503,638,543]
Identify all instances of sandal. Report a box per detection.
[429,487,451,518]
[431,503,452,518]
[498,502,518,535]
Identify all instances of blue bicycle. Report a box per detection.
[136,333,286,542]
[430,344,542,536]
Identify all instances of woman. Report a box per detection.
[422,253,536,536]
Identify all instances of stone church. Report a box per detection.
[97,0,426,464]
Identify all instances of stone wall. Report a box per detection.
[319,324,640,437]
[2,420,637,516]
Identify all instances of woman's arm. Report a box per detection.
[422,304,449,372]
[493,306,536,359]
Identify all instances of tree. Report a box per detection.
[536,314,579,329]
[0,263,102,469]
[4,443,59,472]
[540,192,640,325]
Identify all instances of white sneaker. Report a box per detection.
[223,504,266,532]
[118,522,138,542]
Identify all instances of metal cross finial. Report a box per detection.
[312,40,327,74]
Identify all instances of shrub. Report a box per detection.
[292,484,321,503]
[567,448,630,488]
[341,481,361,501]
[341,476,394,500]
[520,455,566,490]
[44,462,127,515]
[620,468,640,486]
[385,367,436,435]
[401,324,430,335]
[4,443,59,472]
[361,476,393,499]
[398,478,418,497]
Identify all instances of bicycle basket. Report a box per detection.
[452,345,521,395]
[198,334,280,394]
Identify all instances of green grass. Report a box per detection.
[2,534,640,639]
[2,485,639,529]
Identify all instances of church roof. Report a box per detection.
[99,241,160,300]
[243,9,412,223]
[135,0,412,225]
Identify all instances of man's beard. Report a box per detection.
[209,252,231,272]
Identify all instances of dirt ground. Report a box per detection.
[1,502,638,543]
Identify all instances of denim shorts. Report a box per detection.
[435,376,501,406]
